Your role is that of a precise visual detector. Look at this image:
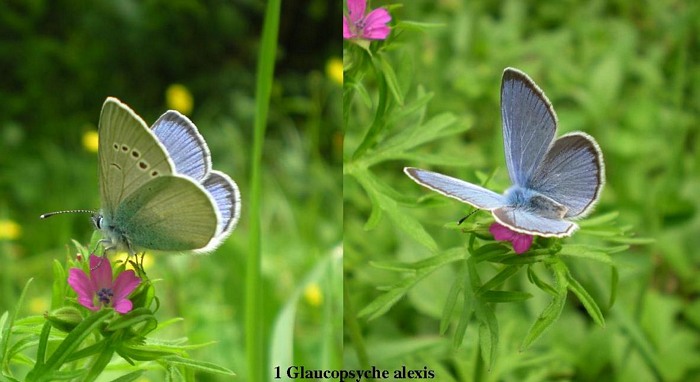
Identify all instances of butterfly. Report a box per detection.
[405,68,604,237]
[42,97,241,254]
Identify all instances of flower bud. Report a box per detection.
[45,307,84,332]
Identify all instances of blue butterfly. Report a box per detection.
[405,68,604,237]
[42,98,240,255]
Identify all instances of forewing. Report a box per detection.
[528,133,604,218]
[404,167,506,210]
[151,111,212,181]
[201,170,241,251]
[493,206,577,237]
[113,175,219,252]
[99,98,173,216]
[501,68,557,186]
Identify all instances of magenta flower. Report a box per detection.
[68,255,141,314]
[343,0,391,40]
[489,223,534,254]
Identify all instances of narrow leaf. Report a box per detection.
[480,291,532,303]
[378,53,404,105]
[520,261,568,350]
[163,356,236,376]
[440,280,462,335]
[565,271,605,327]
[476,265,521,295]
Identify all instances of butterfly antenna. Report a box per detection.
[458,209,479,225]
[40,209,97,219]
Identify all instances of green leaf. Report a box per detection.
[83,346,115,382]
[476,302,498,370]
[65,341,108,363]
[2,279,33,374]
[472,244,509,263]
[35,321,51,367]
[565,271,605,327]
[371,247,463,272]
[105,308,157,333]
[609,266,619,308]
[378,52,404,106]
[557,245,616,265]
[108,370,145,382]
[163,356,235,376]
[51,260,66,311]
[353,169,438,252]
[116,342,184,361]
[395,20,446,31]
[373,113,461,162]
[521,260,568,350]
[358,277,415,321]
[27,309,114,380]
[578,211,619,226]
[476,265,522,295]
[452,284,473,349]
[526,265,557,296]
[440,278,462,335]
[480,290,532,303]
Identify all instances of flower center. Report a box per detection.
[97,287,114,306]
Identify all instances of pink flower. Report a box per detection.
[489,223,533,254]
[343,0,391,40]
[68,255,141,314]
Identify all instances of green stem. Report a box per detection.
[343,278,371,374]
[246,0,280,381]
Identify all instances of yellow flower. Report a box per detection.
[29,297,48,314]
[82,129,99,153]
[166,84,194,115]
[326,57,343,86]
[125,253,154,271]
[0,219,21,240]
[303,283,323,307]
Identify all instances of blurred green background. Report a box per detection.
[0,0,341,380]
[344,0,700,380]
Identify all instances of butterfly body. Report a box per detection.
[405,68,604,237]
[503,186,568,220]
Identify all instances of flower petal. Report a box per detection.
[68,268,94,300]
[113,298,133,314]
[363,8,392,27]
[77,295,100,311]
[362,25,391,40]
[89,255,113,290]
[346,0,366,23]
[343,16,355,39]
[512,235,534,254]
[112,270,141,301]
[362,8,391,39]
[489,223,517,241]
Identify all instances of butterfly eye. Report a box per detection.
[91,215,103,229]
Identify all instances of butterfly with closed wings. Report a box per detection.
[42,97,241,255]
[405,68,604,237]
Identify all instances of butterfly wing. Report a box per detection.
[112,175,219,251]
[527,132,604,218]
[151,111,212,181]
[493,206,577,237]
[404,167,506,210]
[501,68,557,187]
[197,170,241,253]
[99,98,174,217]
